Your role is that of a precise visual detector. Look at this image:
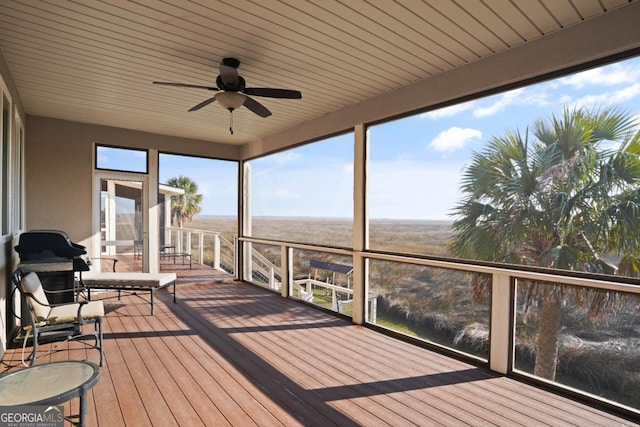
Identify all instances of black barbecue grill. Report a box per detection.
[15,230,91,304]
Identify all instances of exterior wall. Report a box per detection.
[25,115,241,250]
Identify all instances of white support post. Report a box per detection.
[214,233,221,270]
[164,198,172,245]
[185,232,192,255]
[490,272,513,374]
[198,232,204,264]
[148,150,160,273]
[352,124,368,325]
[233,236,239,279]
[281,245,292,298]
[106,180,116,255]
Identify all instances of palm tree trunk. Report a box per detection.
[533,295,561,380]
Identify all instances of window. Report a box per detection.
[1,91,10,234]
[95,145,148,173]
[368,55,640,279]
[247,133,354,248]
[159,153,238,272]
[13,112,24,230]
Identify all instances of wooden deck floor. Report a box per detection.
[98,252,237,286]
[2,282,636,426]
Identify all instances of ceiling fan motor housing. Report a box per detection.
[222,57,240,68]
[216,74,245,91]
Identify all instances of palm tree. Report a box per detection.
[450,107,640,380]
[167,175,203,227]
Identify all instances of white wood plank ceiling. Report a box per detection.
[0,0,635,145]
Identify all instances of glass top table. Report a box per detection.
[0,360,100,426]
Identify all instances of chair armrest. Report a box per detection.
[21,291,52,308]
[76,299,88,323]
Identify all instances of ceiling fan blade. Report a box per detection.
[188,96,217,112]
[243,87,302,99]
[219,64,239,88]
[153,81,218,91]
[243,96,272,118]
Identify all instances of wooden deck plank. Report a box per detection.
[167,291,336,427]
[360,329,624,426]
[106,306,182,426]
[200,284,533,426]
[196,286,460,426]
[116,296,241,427]
[2,281,637,426]
[178,288,372,425]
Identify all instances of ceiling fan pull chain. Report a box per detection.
[229,110,234,135]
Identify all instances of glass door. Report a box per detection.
[95,174,148,272]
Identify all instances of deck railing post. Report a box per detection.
[281,245,292,298]
[490,272,513,374]
[176,229,183,253]
[233,235,238,278]
[199,232,204,264]
[213,233,221,269]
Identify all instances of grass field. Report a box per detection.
[190,215,454,256]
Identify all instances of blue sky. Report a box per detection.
[250,55,640,220]
[103,55,640,220]
[159,154,238,216]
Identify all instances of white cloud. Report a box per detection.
[271,152,301,165]
[429,127,482,153]
[560,64,639,89]
[420,101,475,120]
[471,87,554,118]
[473,88,524,117]
[569,83,640,109]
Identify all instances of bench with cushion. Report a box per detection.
[79,272,177,315]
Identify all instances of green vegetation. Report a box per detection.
[450,107,640,382]
[167,175,203,227]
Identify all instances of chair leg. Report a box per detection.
[96,318,104,367]
[30,329,38,366]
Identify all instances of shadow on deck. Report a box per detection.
[2,280,636,426]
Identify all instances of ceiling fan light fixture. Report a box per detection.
[215,91,246,110]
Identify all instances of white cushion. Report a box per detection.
[81,272,176,289]
[47,300,104,324]
[21,272,51,322]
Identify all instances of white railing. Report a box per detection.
[163,227,283,282]
[164,226,236,273]
[250,246,282,289]
[292,278,377,322]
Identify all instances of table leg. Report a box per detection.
[79,389,87,427]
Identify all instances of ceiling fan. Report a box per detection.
[153,57,302,134]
